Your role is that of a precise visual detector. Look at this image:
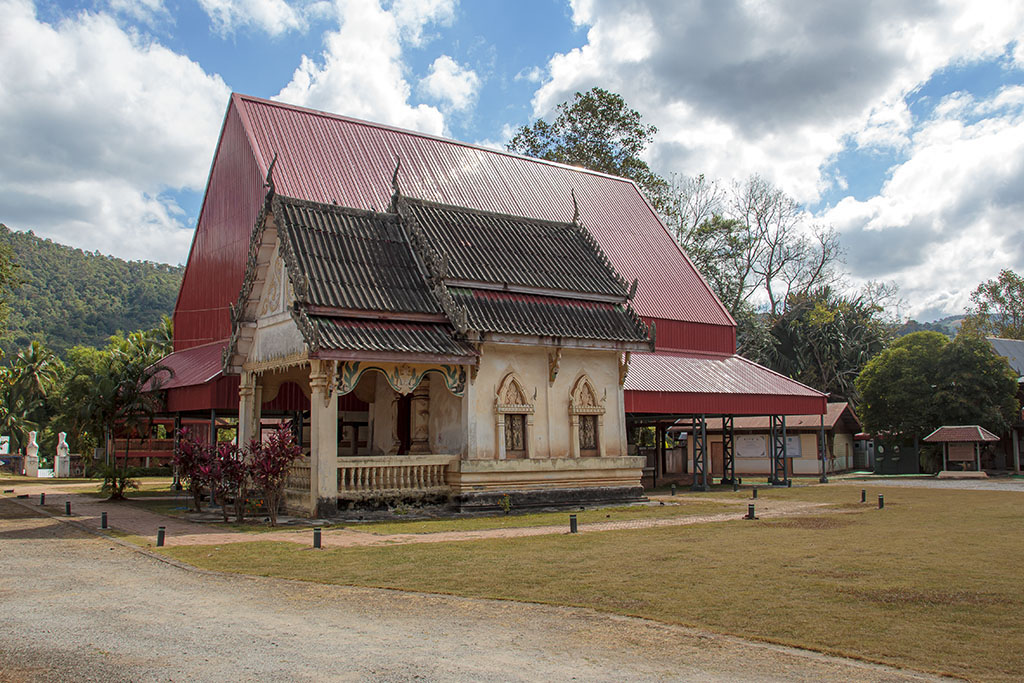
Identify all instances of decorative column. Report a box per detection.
[237,371,256,447]
[409,377,431,454]
[309,360,338,518]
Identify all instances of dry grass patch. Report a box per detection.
[162,484,1024,680]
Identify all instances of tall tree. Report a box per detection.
[0,342,63,453]
[855,331,1019,442]
[507,88,669,211]
[961,269,1024,339]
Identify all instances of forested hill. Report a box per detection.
[0,224,183,359]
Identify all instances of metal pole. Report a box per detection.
[1013,429,1021,473]
[39,492,45,505]
[65,501,71,516]
[745,503,756,519]
[157,526,166,547]
[313,527,322,548]
[819,414,828,483]
[569,514,578,534]
[752,487,758,499]
[861,489,866,503]
[101,512,108,529]
[878,494,884,510]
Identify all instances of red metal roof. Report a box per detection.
[702,402,860,431]
[623,351,826,416]
[233,94,734,330]
[152,341,226,390]
[922,426,1001,443]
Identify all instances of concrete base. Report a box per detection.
[452,485,646,511]
[937,470,988,479]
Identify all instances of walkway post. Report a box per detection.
[818,415,828,484]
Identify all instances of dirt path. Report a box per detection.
[0,500,944,682]
[2,486,840,548]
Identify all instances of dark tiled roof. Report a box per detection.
[275,196,439,314]
[453,289,649,343]
[310,317,475,357]
[405,198,630,298]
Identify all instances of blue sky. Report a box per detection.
[2,0,1024,322]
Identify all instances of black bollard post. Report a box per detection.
[745,503,756,519]
[569,514,578,534]
[156,526,166,547]
[787,480,792,488]
[101,512,108,529]
[313,527,322,549]
[670,483,676,496]
[861,489,866,503]
[752,487,758,499]
[732,481,738,492]
[878,494,884,510]
[39,492,45,505]
[65,501,71,516]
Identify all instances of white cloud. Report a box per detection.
[531,1,1024,204]
[514,65,543,83]
[0,0,230,261]
[107,0,169,26]
[196,0,303,36]
[420,55,480,111]
[822,86,1024,319]
[275,0,452,135]
[391,0,455,46]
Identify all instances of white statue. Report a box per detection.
[55,432,70,478]
[24,431,39,477]
[26,431,39,458]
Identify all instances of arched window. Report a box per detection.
[569,375,605,458]
[495,373,534,459]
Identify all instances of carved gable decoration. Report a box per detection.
[257,247,287,317]
[495,372,534,414]
[569,375,605,416]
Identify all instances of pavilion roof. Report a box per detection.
[922,425,1001,443]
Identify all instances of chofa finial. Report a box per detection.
[570,187,579,226]
[264,153,278,194]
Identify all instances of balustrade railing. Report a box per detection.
[338,455,455,495]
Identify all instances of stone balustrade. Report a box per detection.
[337,455,456,499]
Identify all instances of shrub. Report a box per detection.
[98,465,139,500]
[211,441,248,523]
[173,429,214,513]
[248,424,302,526]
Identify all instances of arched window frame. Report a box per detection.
[495,372,534,460]
[569,374,605,458]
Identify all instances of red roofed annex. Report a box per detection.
[158,93,827,516]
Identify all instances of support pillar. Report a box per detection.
[655,423,664,487]
[209,409,217,448]
[975,442,981,472]
[237,371,256,448]
[942,443,948,471]
[1013,429,1020,473]
[770,415,788,486]
[720,416,735,485]
[818,415,829,483]
[309,360,338,518]
[691,415,709,491]
[409,377,431,454]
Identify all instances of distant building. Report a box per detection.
[986,337,1024,471]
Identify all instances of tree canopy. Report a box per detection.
[961,268,1024,340]
[506,87,669,211]
[856,331,1019,441]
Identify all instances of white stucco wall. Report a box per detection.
[469,343,626,461]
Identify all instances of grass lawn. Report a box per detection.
[352,497,737,535]
[162,484,1024,680]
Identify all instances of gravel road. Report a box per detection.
[0,500,944,682]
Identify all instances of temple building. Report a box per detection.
[155,93,826,516]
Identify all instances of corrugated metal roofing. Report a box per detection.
[405,198,628,297]
[234,94,734,328]
[311,317,475,357]
[624,351,824,398]
[150,341,226,390]
[702,402,860,432]
[988,337,1024,376]
[922,425,1001,443]
[276,196,440,314]
[455,289,650,344]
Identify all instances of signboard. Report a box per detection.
[948,443,975,461]
[0,436,8,455]
[736,435,766,458]
[735,434,802,458]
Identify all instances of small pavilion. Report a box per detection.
[923,425,1000,473]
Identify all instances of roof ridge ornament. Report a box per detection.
[264,152,278,196]
[390,156,402,211]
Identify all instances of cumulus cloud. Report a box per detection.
[0,0,230,261]
[275,0,453,135]
[196,0,304,36]
[823,85,1024,318]
[391,0,455,46]
[532,0,1024,203]
[107,0,169,26]
[420,55,480,111]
